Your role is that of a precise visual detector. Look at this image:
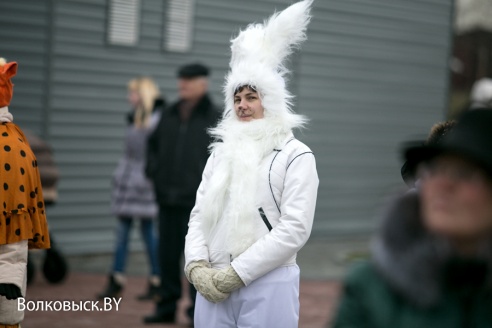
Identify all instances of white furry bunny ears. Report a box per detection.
[222,0,314,129]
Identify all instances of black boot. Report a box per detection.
[97,274,123,299]
[143,312,175,324]
[137,280,160,301]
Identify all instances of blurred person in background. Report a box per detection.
[333,109,492,328]
[23,129,66,286]
[401,120,456,188]
[22,132,59,208]
[97,77,164,301]
[469,78,492,109]
[184,1,318,327]
[0,58,50,328]
[144,63,220,324]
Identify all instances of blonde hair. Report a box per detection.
[128,77,161,128]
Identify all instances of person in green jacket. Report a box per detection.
[333,109,492,328]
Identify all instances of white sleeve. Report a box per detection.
[184,153,215,271]
[231,152,319,285]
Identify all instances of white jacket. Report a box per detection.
[185,135,319,286]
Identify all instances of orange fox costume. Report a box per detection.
[0,59,50,328]
[0,123,50,248]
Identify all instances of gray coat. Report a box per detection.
[110,112,160,218]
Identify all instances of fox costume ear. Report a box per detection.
[0,58,18,107]
[5,62,18,78]
[0,61,18,78]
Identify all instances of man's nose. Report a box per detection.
[238,99,247,109]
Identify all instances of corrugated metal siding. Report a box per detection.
[48,0,189,254]
[0,0,453,254]
[298,0,453,236]
[0,0,51,135]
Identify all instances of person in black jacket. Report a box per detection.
[143,63,220,325]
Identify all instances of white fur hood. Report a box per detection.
[222,0,313,132]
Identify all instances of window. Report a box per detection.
[107,0,140,46]
[164,0,195,52]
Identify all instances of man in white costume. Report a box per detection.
[184,1,319,327]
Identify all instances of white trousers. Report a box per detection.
[195,265,300,328]
[0,240,28,325]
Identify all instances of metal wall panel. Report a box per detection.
[298,0,453,236]
[0,0,453,254]
[0,0,51,134]
[48,0,168,254]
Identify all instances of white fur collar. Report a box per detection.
[201,115,291,258]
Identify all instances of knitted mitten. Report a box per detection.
[212,266,245,293]
[185,260,209,283]
[186,261,230,303]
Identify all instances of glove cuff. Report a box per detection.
[185,260,210,283]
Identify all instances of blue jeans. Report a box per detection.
[112,216,160,276]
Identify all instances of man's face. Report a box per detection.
[234,87,264,122]
[178,77,208,101]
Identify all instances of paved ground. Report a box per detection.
[22,237,370,327]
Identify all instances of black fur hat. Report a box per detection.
[403,109,492,179]
[401,121,456,186]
